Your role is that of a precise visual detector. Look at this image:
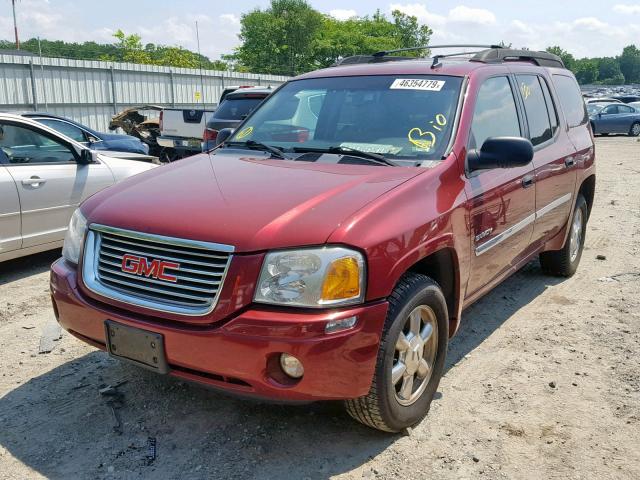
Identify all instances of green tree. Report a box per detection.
[619,45,640,84]
[546,46,575,70]
[596,57,624,84]
[574,58,598,84]
[234,0,324,75]
[111,30,152,64]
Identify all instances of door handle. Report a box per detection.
[22,176,46,188]
[521,175,535,188]
[564,156,576,168]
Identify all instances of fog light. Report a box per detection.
[325,315,357,334]
[279,353,304,378]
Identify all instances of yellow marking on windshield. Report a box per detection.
[408,128,436,151]
[407,113,448,151]
[236,126,254,139]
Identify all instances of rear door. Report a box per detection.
[0,163,21,254]
[0,121,114,248]
[464,75,536,297]
[616,104,637,133]
[514,73,576,243]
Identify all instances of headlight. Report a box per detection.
[254,247,366,307]
[62,209,87,264]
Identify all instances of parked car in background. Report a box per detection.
[584,97,622,104]
[156,107,216,162]
[0,113,156,262]
[589,103,640,136]
[203,87,272,150]
[51,46,595,432]
[21,113,151,156]
[611,95,640,104]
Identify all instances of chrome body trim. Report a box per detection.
[82,224,234,316]
[475,192,572,256]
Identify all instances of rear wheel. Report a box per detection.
[540,194,588,277]
[345,273,448,432]
[629,122,640,137]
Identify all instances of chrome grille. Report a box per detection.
[82,224,234,316]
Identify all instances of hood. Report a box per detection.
[82,150,424,252]
[97,153,157,182]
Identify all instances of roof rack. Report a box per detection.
[332,45,565,69]
[471,48,564,68]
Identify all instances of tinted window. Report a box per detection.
[603,105,618,115]
[213,97,265,120]
[540,78,559,135]
[469,76,521,150]
[552,75,588,127]
[37,118,87,143]
[0,123,76,164]
[618,105,634,113]
[517,75,552,146]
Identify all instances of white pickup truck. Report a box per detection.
[156,108,215,162]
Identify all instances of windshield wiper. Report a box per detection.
[226,140,290,160]
[292,146,399,167]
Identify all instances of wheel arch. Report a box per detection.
[404,247,461,338]
[579,174,596,220]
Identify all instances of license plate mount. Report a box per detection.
[104,320,169,374]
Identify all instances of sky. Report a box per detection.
[1,1,639,61]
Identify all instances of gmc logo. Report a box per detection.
[121,254,180,283]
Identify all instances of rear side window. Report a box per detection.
[552,75,588,127]
[618,105,634,113]
[516,75,553,146]
[213,97,265,120]
[469,76,521,150]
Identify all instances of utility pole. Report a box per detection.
[11,0,20,49]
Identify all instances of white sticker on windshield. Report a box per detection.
[390,79,445,91]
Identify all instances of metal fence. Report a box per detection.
[0,54,289,132]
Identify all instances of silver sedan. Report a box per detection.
[0,113,157,262]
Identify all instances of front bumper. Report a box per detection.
[50,258,388,401]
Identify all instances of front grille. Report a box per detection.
[82,224,234,316]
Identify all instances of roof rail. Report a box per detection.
[332,45,565,69]
[371,44,502,58]
[471,49,565,68]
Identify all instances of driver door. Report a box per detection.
[0,121,114,248]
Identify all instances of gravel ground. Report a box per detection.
[0,136,639,480]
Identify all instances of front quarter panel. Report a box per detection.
[328,156,469,307]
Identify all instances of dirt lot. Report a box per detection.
[0,136,639,480]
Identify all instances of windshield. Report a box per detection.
[214,97,266,120]
[228,75,463,163]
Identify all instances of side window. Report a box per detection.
[516,75,552,146]
[603,105,618,115]
[469,76,521,150]
[0,123,77,165]
[539,78,559,136]
[38,118,87,143]
[552,74,588,127]
[618,105,634,114]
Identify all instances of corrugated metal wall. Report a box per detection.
[0,54,289,132]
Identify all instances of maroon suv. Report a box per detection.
[50,46,595,432]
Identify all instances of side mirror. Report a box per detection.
[77,149,95,165]
[215,128,234,146]
[467,137,533,172]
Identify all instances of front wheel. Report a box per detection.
[345,273,448,432]
[540,194,588,277]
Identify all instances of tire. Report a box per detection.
[540,194,588,277]
[629,122,640,137]
[345,273,448,432]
